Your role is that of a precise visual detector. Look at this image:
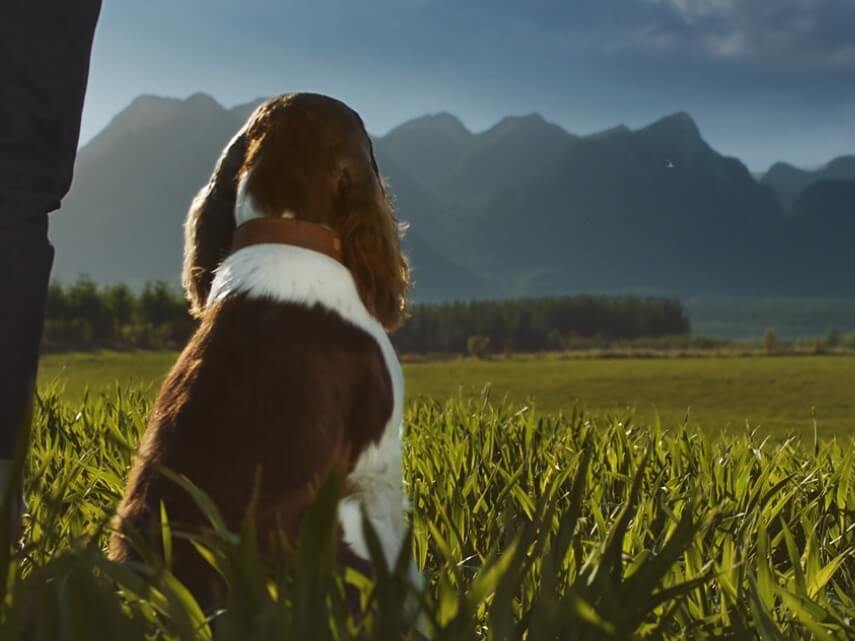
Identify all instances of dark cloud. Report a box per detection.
[607,0,855,69]
[412,0,855,69]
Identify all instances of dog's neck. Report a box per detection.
[207,243,385,340]
[230,217,343,264]
[233,173,344,263]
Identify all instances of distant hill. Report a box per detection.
[762,155,855,211]
[51,93,853,302]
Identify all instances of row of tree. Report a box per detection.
[43,278,691,353]
[393,296,690,354]
[45,278,193,349]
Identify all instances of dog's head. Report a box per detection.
[183,93,409,330]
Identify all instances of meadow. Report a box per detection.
[39,351,855,438]
[15,350,855,638]
[2,386,853,640]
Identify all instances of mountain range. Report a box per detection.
[50,93,855,301]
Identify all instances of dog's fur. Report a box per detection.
[108,93,414,600]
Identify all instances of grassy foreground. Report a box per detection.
[2,387,853,639]
[39,351,855,437]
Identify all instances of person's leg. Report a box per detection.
[0,0,102,508]
[0,1,104,219]
[0,215,54,459]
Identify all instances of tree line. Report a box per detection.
[393,296,690,354]
[43,278,690,353]
[44,278,194,349]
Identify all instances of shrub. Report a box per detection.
[763,327,778,353]
[827,328,841,348]
[119,321,156,348]
[466,335,491,358]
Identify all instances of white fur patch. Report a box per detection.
[207,242,410,571]
[234,173,295,225]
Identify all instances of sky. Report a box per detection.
[80,0,855,172]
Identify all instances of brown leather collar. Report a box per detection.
[231,217,343,264]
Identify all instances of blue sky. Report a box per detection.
[81,0,855,171]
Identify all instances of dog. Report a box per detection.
[108,93,419,606]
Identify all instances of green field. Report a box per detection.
[39,351,855,437]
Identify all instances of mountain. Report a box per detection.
[371,147,446,238]
[762,163,813,211]
[762,155,855,211]
[822,156,855,180]
[228,97,266,123]
[409,112,785,296]
[51,94,854,302]
[587,124,630,140]
[50,94,488,301]
[52,93,245,288]
[774,180,855,295]
[376,113,474,196]
[372,112,581,255]
[374,112,578,204]
[792,178,855,221]
[404,233,494,301]
[443,114,578,202]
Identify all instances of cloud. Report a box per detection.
[434,0,854,70]
[630,0,855,68]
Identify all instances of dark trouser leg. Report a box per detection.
[0,214,54,458]
[0,0,101,458]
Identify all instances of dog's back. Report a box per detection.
[109,292,393,592]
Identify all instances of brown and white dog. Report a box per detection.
[108,93,418,602]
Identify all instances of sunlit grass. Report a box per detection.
[1,386,852,639]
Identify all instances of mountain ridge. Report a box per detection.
[51,93,854,302]
[54,94,488,300]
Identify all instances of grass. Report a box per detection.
[2,387,853,639]
[38,350,176,399]
[39,351,855,438]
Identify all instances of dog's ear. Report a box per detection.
[182,130,248,317]
[337,143,410,331]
